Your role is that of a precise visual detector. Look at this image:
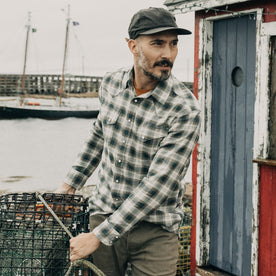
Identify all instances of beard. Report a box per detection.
[143,68,170,82]
[138,49,173,82]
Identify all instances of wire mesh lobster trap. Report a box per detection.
[0,192,90,276]
[176,206,192,276]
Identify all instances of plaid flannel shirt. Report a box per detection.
[64,67,200,246]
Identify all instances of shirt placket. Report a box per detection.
[112,91,138,202]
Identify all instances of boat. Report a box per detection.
[0,105,98,119]
[0,98,99,119]
[0,7,100,119]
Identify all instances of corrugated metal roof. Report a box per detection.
[164,0,252,13]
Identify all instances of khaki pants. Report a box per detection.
[90,214,178,276]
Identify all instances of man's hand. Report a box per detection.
[53,183,76,213]
[55,183,76,195]
[69,232,101,262]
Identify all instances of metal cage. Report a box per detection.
[0,193,90,276]
[176,207,192,276]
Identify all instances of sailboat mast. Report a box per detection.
[59,5,70,106]
[20,12,31,105]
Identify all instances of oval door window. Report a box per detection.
[231,66,244,87]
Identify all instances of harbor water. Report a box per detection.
[0,117,192,195]
[0,117,99,194]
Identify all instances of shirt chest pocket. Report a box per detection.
[102,111,119,142]
[135,124,169,157]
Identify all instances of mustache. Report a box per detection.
[153,59,173,68]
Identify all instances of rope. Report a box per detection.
[37,193,73,238]
[36,193,106,276]
[65,259,106,276]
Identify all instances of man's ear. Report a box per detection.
[127,39,139,56]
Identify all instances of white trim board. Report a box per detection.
[166,0,253,13]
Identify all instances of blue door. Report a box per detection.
[209,15,256,275]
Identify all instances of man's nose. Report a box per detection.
[161,45,173,60]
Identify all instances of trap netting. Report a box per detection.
[0,192,90,276]
[176,206,192,276]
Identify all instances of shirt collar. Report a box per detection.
[150,78,172,105]
[123,67,174,105]
[122,67,134,89]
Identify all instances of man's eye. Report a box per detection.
[152,41,163,46]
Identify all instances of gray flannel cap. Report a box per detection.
[128,7,191,39]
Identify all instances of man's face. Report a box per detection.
[136,31,178,82]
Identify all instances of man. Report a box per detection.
[56,7,200,276]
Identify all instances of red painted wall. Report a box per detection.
[258,165,276,276]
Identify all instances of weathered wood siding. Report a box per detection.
[269,37,276,159]
[258,35,276,276]
[258,164,276,276]
[165,0,250,13]
[209,15,256,275]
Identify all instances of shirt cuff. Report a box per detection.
[63,168,88,190]
[92,219,121,246]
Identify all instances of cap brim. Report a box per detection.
[139,26,191,36]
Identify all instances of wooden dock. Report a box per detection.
[0,74,103,96]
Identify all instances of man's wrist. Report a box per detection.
[55,183,76,194]
[92,219,121,246]
[63,183,76,193]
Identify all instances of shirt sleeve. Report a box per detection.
[63,93,105,190]
[93,109,200,245]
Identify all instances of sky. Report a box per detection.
[0,0,195,81]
